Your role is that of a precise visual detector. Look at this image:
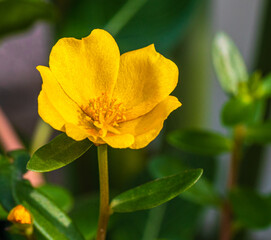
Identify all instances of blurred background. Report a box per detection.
[0,0,271,239]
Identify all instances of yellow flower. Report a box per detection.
[37,29,181,149]
[7,205,32,225]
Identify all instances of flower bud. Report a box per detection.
[7,205,32,225]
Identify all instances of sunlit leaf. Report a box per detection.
[110,169,203,213]
[167,129,232,155]
[148,155,221,206]
[212,32,248,95]
[27,133,93,172]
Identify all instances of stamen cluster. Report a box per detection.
[84,93,126,135]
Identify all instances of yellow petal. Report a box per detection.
[88,135,105,145]
[37,66,85,129]
[102,133,134,148]
[118,96,181,149]
[65,123,90,141]
[49,29,120,106]
[38,91,65,131]
[113,44,179,120]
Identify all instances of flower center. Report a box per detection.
[83,93,126,136]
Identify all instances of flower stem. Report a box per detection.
[97,144,110,240]
[219,125,245,240]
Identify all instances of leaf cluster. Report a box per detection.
[166,32,271,232]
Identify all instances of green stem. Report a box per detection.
[220,125,245,240]
[104,0,148,36]
[97,145,110,240]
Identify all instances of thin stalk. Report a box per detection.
[97,145,110,240]
[219,125,245,240]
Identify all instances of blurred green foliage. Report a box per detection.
[0,0,55,38]
[230,188,271,229]
[167,129,232,156]
[57,0,202,53]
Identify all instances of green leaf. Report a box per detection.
[182,178,222,207]
[38,184,74,212]
[221,98,258,126]
[27,133,93,172]
[212,32,248,95]
[0,0,55,38]
[70,195,100,240]
[0,153,30,213]
[148,155,221,206]
[110,169,203,213]
[246,121,271,144]
[14,180,84,240]
[9,150,30,177]
[0,158,15,211]
[167,129,232,155]
[230,188,271,229]
[255,73,271,98]
[0,204,8,219]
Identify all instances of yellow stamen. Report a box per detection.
[83,93,126,136]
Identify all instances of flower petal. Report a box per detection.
[37,66,85,129]
[88,136,105,145]
[49,29,120,106]
[38,91,65,131]
[113,44,179,120]
[102,134,134,149]
[118,96,181,149]
[65,123,90,141]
